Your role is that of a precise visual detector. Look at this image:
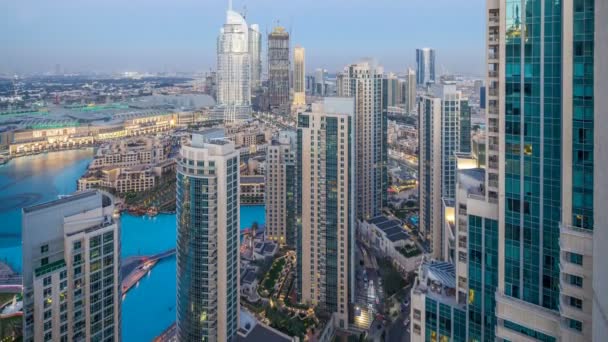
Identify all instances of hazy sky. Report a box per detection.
[1,0,485,75]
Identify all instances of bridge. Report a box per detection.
[121,248,176,295]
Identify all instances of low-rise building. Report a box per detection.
[90,137,166,169]
[358,216,423,273]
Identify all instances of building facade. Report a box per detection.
[22,190,121,342]
[593,0,608,340]
[418,81,468,259]
[296,98,355,329]
[405,67,417,114]
[248,24,262,92]
[268,27,290,111]
[416,48,436,86]
[214,6,251,123]
[176,134,240,341]
[293,46,306,107]
[265,131,297,246]
[338,61,387,220]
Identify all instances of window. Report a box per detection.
[43,276,52,286]
[73,241,81,250]
[41,245,49,254]
[569,296,583,309]
[569,275,583,288]
[568,318,582,331]
[569,253,583,266]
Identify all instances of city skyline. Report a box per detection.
[1,0,485,75]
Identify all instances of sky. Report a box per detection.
[0,0,486,76]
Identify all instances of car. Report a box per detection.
[403,299,410,307]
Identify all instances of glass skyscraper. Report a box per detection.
[176,134,240,342]
[416,48,436,86]
[213,5,252,123]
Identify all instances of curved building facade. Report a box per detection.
[214,9,252,123]
[176,135,240,342]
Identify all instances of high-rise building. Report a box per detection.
[382,73,399,108]
[418,80,468,259]
[416,48,436,86]
[338,61,387,220]
[176,134,240,341]
[293,46,306,106]
[296,97,355,329]
[593,1,608,340]
[22,190,121,342]
[268,26,290,111]
[213,5,251,123]
[248,24,262,92]
[314,68,327,96]
[405,67,417,114]
[266,131,297,246]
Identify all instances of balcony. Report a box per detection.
[488,70,499,78]
[488,88,499,97]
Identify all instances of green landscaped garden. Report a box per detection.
[265,306,315,340]
[261,258,286,294]
[397,244,421,258]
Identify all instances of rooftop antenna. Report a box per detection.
[242,4,247,19]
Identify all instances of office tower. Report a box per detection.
[338,61,386,220]
[314,68,327,96]
[305,75,315,95]
[418,80,467,259]
[382,73,399,108]
[248,24,262,92]
[296,97,355,328]
[266,131,297,246]
[293,46,306,106]
[22,190,121,342]
[479,86,486,109]
[176,134,240,341]
[416,48,436,86]
[213,5,251,123]
[405,67,417,114]
[268,26,290,111]
[594,1,608,340]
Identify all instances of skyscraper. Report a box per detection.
[176,134,240,341]
[413,1,603,340]
[338,61,387,220]
[416,48,436,86]
[382,72,399,108]
[266,131,297,246]
[405,67,417,114]
[268,26,290,111]
[22,190,121,342]
[418,80,468,259]
[248,24,262,92]
[213,4,251,123]
[293,46,306,106]
[593,1,608,340]
[296,97,355,329]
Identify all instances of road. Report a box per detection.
[386,287,412,342]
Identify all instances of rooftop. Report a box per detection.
[368,215,409,242]
[240,175,265,184]
[23,190,99,214]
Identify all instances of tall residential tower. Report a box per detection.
[22,190,121,342]
[296,98,355,329]
[176,134,240,341]
[338,61,387,220]
[266,131,297,246]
